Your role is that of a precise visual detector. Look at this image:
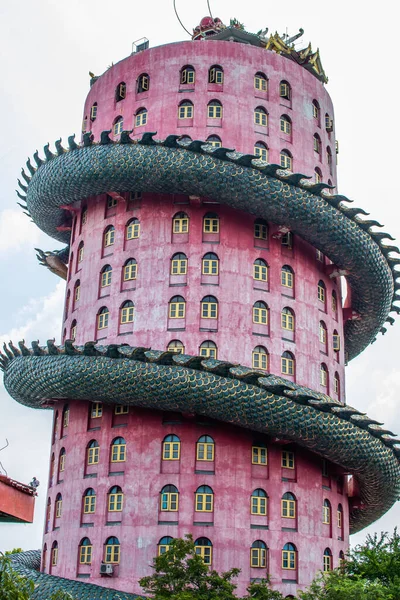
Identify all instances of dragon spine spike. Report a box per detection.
[20,168,31,183]
[33,150,43,167]
[54,139,65,155]
[68,134,78,150]
[26,157,36,176]
[341,207,370,218]
[163,135,181,148]
[82,132,93,147]
[234,154,257,167]
[43,143,55,161]
[17,179,28,193]
[139,131,157,145]
[100,130,113,144]
[120,130,134,144]
[16,191,27,201]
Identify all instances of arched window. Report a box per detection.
[281,351,295,376]
[334,372,340,396]
[339,550,345,567]
[173,212,189,233]
[167,340,185,354]
[104,537,120,564]
[62,404,69,430]
[206,135,222,148]
[253,301,268,325]
[180,65,195,84]
[135,108,147,127]
[55,493,62,518]
[203,212,219,233]
[251,540,267,568]
[254,106,268,126]
[254,72,267,91]
[163,434,180,460]
[254,218,268,240]
[325,113,333,131]
[104,225,115,247]
[282,543,296,569]
[87,440,99,465]
[254,142,268,162]
[90,103,97,121]
[137,73,149,93]
[120,300,134,324]
[178,101,193,119]
[280,149,293,170]
[281,492,296,518]
[327,146,333,169]
[51,541,58,567]
[107,195,117,209]
[97,307,109,330]
[318,280,326,303]
[318,323,327,348]
[78,241,84,263]
[179,135,192,143]
[79,537,92,565]
[332,290,338,314]
[116,82,126,102]
[126,218,140,239]
[158,536,173,555]
[46,498,51,531]
[169,296,186,319]
[101,265,112,288]
[252,442,267,465]
[280,80,291,99]
[70,320,77,342]
[199,340,217,359]
[194,538,212,564]
[113,116,123,136]
[320,363,328,387]
[312,100,320,120]
[315,167,323,183]
[74,280,80,304]
[281,265,294,288]
[83,488,96,514]
[314,133,322,154]
[201,296,218,319]
[196,435,214,461]
[82,117,87,133]
[281,307,295,331]
[337,504,343,529]
[123,258,137,281]
[81,207,87,226]
[280,115,291,135]
[195,485,214,512]
[252,346,268,371]
[209,65,223,84]
[42,543,47,572]
[253,258,268,282]
[323,499,331,524]
[108,486,124,512]
[323,548,332,572]
[202,253,219,276]
[59,448,66,473]
[65,290,70,319]
[111,437,126,462]
[251,489,267,515]
[207,100,222,119]
[160,484,179,511]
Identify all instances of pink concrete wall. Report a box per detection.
[63,194,345,397]
[43,400,349,596]
[83,40,337,185]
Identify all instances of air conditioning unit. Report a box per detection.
[100,563,114,576]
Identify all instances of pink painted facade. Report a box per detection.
[41,26,350,597]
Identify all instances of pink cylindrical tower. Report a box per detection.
[4,15,400,600]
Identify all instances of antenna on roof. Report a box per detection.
[207,0,214,20]
[173,0,192,37]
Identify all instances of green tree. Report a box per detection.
[245,579,284,599]
[0,553,34,600]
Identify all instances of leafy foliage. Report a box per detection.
[0,553,34,600]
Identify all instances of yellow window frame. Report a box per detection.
[323,555,332,572]
[105,544,120,564]
[121,305,134,324]
[115,405,129,415]
[124,263,137,281]
[195,493,214,512]
[108,492,124,512]
[162,441,180,460]
[160,492,179,511]
[253,264,268,281]
[320,367,328,387]
[208,104,222,119]
[281,312,294,330]
[254,223,267,239]
[111,444,126,462]
[282,550,296,569]
[126,222,140,239]
[254,76,267,91]
[90,105,97,120]
[55,500,62,518]
[51,547,58,566]
[323,505,331,524]
[101,270,112,287]
[97,311,109,329]
[83,495,96,514]
[254,109,267,127]
[78,246,84,262]
[252,351,268,371]
[251,496,267,515]
[202,259,218,275]
[253,306,268,325]
[251,547,266,568]
[135,111,147,127]
[158,543,170,555]
[281,357,294,375]
[334,376,339,394]
[203,218,219,233]
[79,545,92,565]
[104,229,115,247]
[91,402,103,418]
[199,346,217,359]
[173,216,189,233]
[87,447,99,465]
[280,153,292,170]
[280,117,291,134]
[167,342,185,354]
[196,442,214,461]
[281,451,295,469]
[171,259,187,275]
[254,145,268,161]
[169,301,185,319]
[201,301,218,319]
[252,446,267,465]
[281,499,296,518]
[59,454,66,472]
[63,410,69,428]
[113,120,123,136]
[178,105,193,119]
[195,546,212,565]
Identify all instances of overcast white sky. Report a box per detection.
[0,0,399,553]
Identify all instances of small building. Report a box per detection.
[0,475,35,524]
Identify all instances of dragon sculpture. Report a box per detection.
[3,131,400,596]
